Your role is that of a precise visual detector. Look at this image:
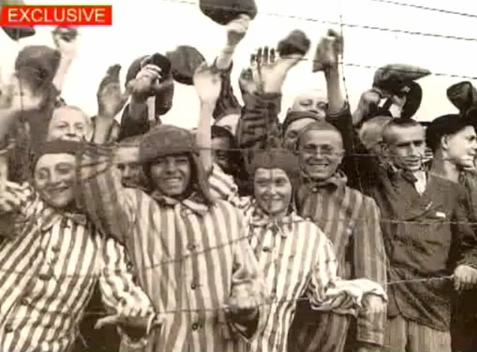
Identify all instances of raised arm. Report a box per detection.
[193,63,222,173]
[76,143,138,244]
[52,27,78,93]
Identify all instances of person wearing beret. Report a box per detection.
[344,98,477,351]
[426,114,477,352]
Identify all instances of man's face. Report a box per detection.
[298,129,344,181]
[118,163,143,187]
[290,91,328,118]
[254,168,292,217]
[283,118,317,150]
[445,126,477,169]
[386,125,426,172]
[212,136,231,173]
[215,114,240,136]
[48,108,90,142]
[34,153,76,209]
[150,154,191,197]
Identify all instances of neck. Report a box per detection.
[430,155,460,182]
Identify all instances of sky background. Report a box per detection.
[1,0,477,128]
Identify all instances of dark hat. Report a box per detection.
[139,124,214,205]
[447,81,477,115]
[0,0,35,40]
[125,54,174,116]
[139,124,197,163]
[425,114,475,152]
[277,30,311,57]
[166,46,206,86]
[373,64,431,96]
[200,0,257,25]
[282,110,321,134]
[30,140,83,174]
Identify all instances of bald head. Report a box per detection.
[47,106,92,142]
[290,89,328,118]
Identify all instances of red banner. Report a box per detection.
[0,5,112,26]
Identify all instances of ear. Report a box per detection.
[440,134,450,150]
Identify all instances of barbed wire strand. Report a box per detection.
[367,0,477,19]
[159,0,477,43]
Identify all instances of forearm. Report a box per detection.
[215,45,236,71]
[197,102,215,172]
[92,117,115,145]
[76,143,133,243]
[325,67,346,114]
[52,56,73,92]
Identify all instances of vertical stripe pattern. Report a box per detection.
[0,185,153,352]
[77,146,268,352]
[243,205,340,352]
[291,181,387,347]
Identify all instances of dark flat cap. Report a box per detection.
[200,0,257,25]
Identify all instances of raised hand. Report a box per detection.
[193,62,222,106]
[313,29,344,72]
[127,64,163,101]
[352,89,383,126]
[97,64,128,119]
[239,52,262,100]
[52,26,78,60]
[226,14,250,47]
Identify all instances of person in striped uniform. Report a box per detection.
[0,140,156,352]
[75,123,268,352]
[288,121,388,352]
[238,148,387,352]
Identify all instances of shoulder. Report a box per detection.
[344,186,379,210]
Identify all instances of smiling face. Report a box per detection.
[290,90,328,119]
[298,129,344,181]
[150,154,191,197]
[47,107,91,142]
[254,168,292,218]
[34,153,76,209]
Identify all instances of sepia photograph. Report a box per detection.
[0,0,477,351]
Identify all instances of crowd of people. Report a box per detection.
[1,2,477,352]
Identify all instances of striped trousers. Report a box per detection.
[287,312,350,352]
[385,315,451,352]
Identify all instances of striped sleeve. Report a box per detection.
[99,237,156,349]
[76,143,135,244]
[353,197,387,346]
[227,209,269,342]
[307,236,340,307]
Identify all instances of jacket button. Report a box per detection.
[192,323,199,330]
[187,244,196,251]
[191,283,197,290]
[20,298,29,306]
[4,324,13,333]
[263,247,271,252]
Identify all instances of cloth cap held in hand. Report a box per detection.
[125,53,174,116]
[200,0,257,25]
[166,46,206,85]
[248,148,301,189]
[139,124,197,163]
[447,81,477,115]
[372,63,430,96]
[277,30,311,57]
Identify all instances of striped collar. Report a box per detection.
[250,206,301,238]
[150,190,209,216]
